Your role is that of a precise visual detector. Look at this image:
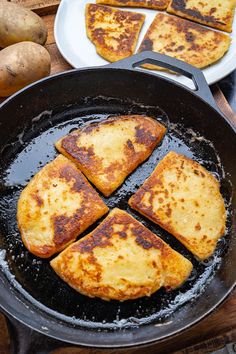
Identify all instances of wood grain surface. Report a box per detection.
[9,0,60,15]
[0,1,235,354]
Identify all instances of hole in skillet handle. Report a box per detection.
[106,51,223,116]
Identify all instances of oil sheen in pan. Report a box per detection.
[0,98,232,330]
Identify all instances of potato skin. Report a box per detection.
[0,42,51,97]
[0,2,47,48]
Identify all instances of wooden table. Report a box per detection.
[1,1,236,353]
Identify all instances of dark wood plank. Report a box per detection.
[9,0,60,15]
[176,329,236,354]
[46,42,72,74]
[0,315,10,354]
[212,84,236,126]
[44,14,56,45]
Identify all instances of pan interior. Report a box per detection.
[0,97,232,331]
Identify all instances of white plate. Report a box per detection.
[55,0,236,88]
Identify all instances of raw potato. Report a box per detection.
[0,42,51,97]
[0,2,47,48]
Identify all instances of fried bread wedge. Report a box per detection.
[96,0,170,10]
[85,3,145,62]
[138,13,231,70]
[50,208,193,301]
[129,152,226,260]
[17,155,108,258]
[167,0,236,33]
[56,115,166,196]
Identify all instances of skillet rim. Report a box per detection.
[0,65,235,347]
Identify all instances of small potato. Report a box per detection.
[0,2,47,48]
[0,42,51,97]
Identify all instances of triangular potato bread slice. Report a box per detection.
[85,3,145,62]
[56,115,166,196]
[17,155,108,258]
[138,13,231,70]
[50,208,193,301]
[129,151,226,260]
[96,0,170,10]
[167,0,236,33]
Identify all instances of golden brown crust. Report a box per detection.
[129,151,226,260]
[50,208,193,301]
[96,0,170,10]
[138,13,231,70]
[17,155,108,258]
[85,3,145,62]
[72,208,165,253]
[167,0,236,33]
[56,115,166,196]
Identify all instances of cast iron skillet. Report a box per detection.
[0,51,235,353]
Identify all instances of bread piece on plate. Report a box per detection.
[167,0,236,33]
[129,151,226,260]
[85,3,145,62]
[138,13,231,70]
[50,208,193,301]
[96,0,170,10]
[56,115,166,197]
[17,155,108,258]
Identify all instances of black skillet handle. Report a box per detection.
[106,51,222,115]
